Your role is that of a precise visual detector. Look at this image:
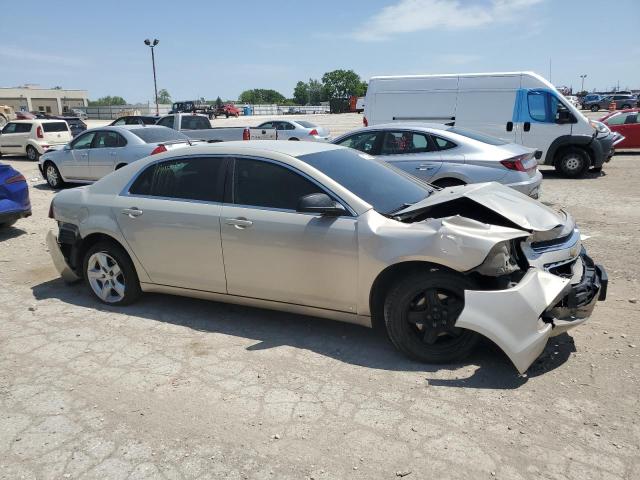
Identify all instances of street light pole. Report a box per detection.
[144,39,160,116]
[580,74,587,92]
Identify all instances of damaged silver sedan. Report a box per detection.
[46,142,607,373]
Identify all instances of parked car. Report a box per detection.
[213,104,241,118]
[109,116,160,127]
[581,94,605,111]
[62,108,88,120]
[38,126,193,188]
[46,141,607,373]
[598,109,640,148]
[15,111,37,120]
[332,124,542,198]
[364,72,618,177]
[255,120,330,142]
[0,119,72,161]
[54,116,87,137]
[564,95,580,109]
[156,113,277,142]
[0,105,16,128]
[0,162,31,228]
[583,94,636,112]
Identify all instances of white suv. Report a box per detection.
[0,119,72,161]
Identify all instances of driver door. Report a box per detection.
[220,157,358,312]
[59,131,95,180]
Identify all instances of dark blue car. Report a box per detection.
[0,162,31,228]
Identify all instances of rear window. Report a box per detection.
[42,122,69,132]
[181,116,211,130]
[296,121,316,128]
[130,127,190,144]
[447,127,508,146]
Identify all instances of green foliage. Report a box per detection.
[88,96,127,106]
[293,81,309,105]
[321,69,364,99]
[239,89,286,104]
[215,96,223,108]
[157,89,171,104]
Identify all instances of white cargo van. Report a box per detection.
[364,72,620,177]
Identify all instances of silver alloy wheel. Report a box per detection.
[27,146,37,160]
[86,252,126,303]
[46,164,59,187]
[564,155,581,171]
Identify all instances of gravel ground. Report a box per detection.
[0,113,638,480]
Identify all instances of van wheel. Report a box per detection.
[26,146,40,161]
[384,270,479,364]
[590,105,599,112]
[83,241,141,306]
[555,148,589,178]
[44,162,64,189]
[432,178,466,188]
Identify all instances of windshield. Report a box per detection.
[447,127,508,146]
[130,127,190,143]
[297,148,431,215]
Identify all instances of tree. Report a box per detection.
[88,96,127,106]
[321,69,364,99]
[215,96,223,108]
[157,89,171,104]
[238,89,286,104]
[308,79,326,104]
[293,81,309,105]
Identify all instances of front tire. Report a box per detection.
[83,242,141,306]
[383,270,480,364]
[26,145,40,161]
[555,147,590,178]
[44,161,64,189]
[590,105,599,112]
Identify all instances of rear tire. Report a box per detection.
[555,147,590,178]
[26,145,40,161]
[590,105,599,112]
[44,161,64,189]
[82,241,141,306]
[383,270,480,364]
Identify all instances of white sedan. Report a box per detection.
[255,120,330,142]
[38,125,193,188]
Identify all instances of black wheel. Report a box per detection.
[554,147,590,178]
[384,270,480,364]
[26,145,40,161]
[44,161,64,189]
[225,114,229,118]
[590,105,599,112]
[621,104,631,109]
[289,137,300,141]
[432,178,466,188]
[82,241,141,306]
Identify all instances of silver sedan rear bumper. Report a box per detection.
[505,169,543,199]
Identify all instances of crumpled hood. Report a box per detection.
[395,182,564,232]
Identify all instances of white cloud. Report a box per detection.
[353,0,544,41]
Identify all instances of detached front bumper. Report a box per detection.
[455,252,606,373]
[46,230,80,283]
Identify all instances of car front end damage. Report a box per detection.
[394,183,607,373]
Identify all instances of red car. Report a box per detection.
[599,109,640,149]
[214,103,240,118]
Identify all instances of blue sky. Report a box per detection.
[1,0,638,103]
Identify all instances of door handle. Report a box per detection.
[225,217,253,229]
[524,122,531,132]
[416,164,436,171]
[506,121,513,132]
[121,207,143,218]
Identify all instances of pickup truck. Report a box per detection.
[156,113,278,142]
[169,101,216,119]
[213,104,241,118]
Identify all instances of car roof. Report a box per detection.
[11,119,68,124]
[180,140,343,157]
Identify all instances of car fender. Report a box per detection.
[41,154,70,182]
[543,134,594,166]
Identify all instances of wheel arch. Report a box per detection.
[43,159,68,183]
[544,135,594,167]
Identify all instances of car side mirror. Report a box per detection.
[556,110,574,124]
[297,193,347,216]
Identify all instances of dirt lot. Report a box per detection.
[1,113,638,480]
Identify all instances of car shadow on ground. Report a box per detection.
[0,226,27,241]
[31,277,575,389]
[539,167,605,181]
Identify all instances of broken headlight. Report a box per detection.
[475,241,521,277]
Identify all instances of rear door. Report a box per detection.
[89,130,126,179]
[376,130,443,181]
[114,156,228,292]
[42,121,72,145]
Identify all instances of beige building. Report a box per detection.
[0,84,88,115]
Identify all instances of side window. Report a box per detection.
[432,136,457,150]
[336,131,379,154]
[258,122,273,129]
[112,118,126,126]
[2,123,18,134]
[15,123,33,133]
[283,122,295,130]
[233,158,322,210]
[606,113,627,126]
[528,91,548,122]
[625,114,638,125]
[379,131,434,155]
[71,132,96,150]
[156,116,174,128]
[274,122,285,130]
[129,157,225,202]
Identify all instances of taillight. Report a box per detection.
[150,144,167,155]
[48,200,55,219]
[363,116,368,127]
[308,129,318,136]
[500,154,536,172]
[36,126,44,138]
[242,128,250,140]
[5,173,26,184]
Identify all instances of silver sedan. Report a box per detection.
[255,119,330,142]
[332,123,542,198]
[38,125,193,188]
[46,141,606,373]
